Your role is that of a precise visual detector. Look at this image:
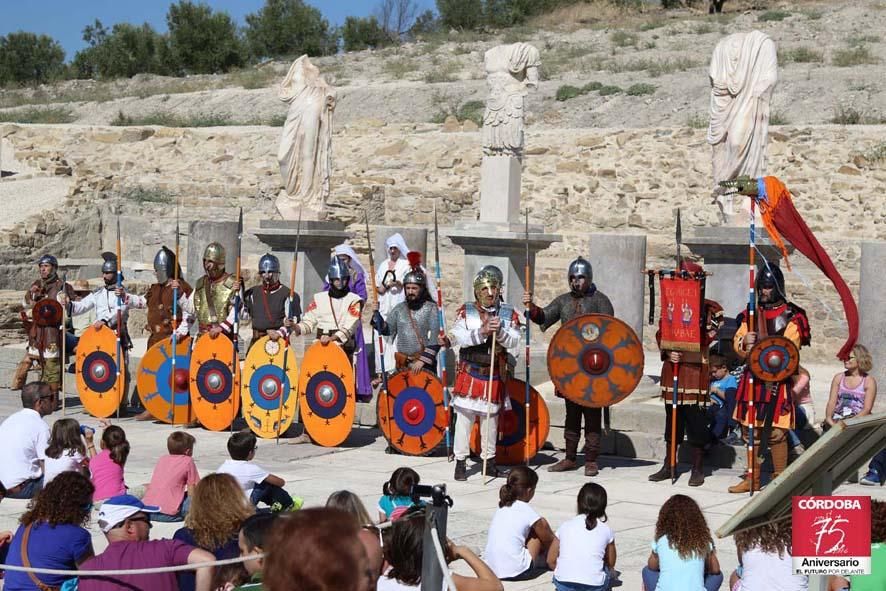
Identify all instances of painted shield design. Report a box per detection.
[76,325,125,418]
[377,370,446,456]
[470,379,551,465]
[33,299,63,327]
[748,335,799,383]
[241,336,299,439]
[136,336,195,424]
[547,314,644,408]
[298,341,355,448]
[189,334,241,432]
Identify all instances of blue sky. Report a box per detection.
[0,0,437,60]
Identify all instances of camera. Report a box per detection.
[80,425,95,436]
[410,483,453,507]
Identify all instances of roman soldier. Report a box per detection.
[728,264,810,493]
[14,254,76,408]
[243,253,301,351]
[290,256,363,349]
[370,252,440,375]
[328,243,371,401]
[523,257,614,477]
[144,246,192,349]
[648,261,725,487]
[178,242,239,339]
[450,266,522,481]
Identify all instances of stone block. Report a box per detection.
[586,234,647,340]
[860,242,886,413]
[479,155,521,225]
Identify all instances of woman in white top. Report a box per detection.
[548,482,616,591]
[43,418,96,484]
[730,518,808,591]
[378,507,503,591]
[483,466,555,580]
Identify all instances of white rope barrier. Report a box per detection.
[429,527,458,591]
[0,553,262,577]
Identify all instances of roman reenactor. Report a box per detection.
[178,242,239,339]
[143,246,192,349]
[523,257,614,477]
[243,253,301,351]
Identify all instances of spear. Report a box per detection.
[747,196,758,496]
[278,208,302,444]
[433,203,452,461]
[483,330,499,485]
[115,215,124,419]
[170,204,181,426]
[61,271,67,416]
[365,211,392,443]
[523,209,532,466]
[669,209,682,484]
[231,207,243,432]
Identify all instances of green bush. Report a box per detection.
[436,0,484,30]
[341,16,391,52]
[831,105,863,125]
[598,85,622,96]
[686,113,707,129]
[865,142,886,164]
[626,82,655,96]
[832,46,879,67]
[457,100,485,126]
[0,32,65,86]
[781,46,823,63]
[110,110,234,127]
[0,107,74,124]
[758,10,790,22]
[769,110,788,125]
[581,81,603,92]
[244,0,336,59]
[610,30,637,48]
[72,20,169,79]
[165,1,246,75]
[556,84,583,101]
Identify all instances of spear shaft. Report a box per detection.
[279,208,302,444]
[231,208,243,432]
[433,203,452,460]
[365,212,392,446]
[115,215,123,419]
[523,210,531,465]
[170,205,180,425]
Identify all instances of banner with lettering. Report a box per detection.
[658,275,704,353]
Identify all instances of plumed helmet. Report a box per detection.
[101,252,118,274]
[756,264,785,298]
[153,246,179,284]
[203,242,226,266]
[37,254,58,268]
[473,265,503,299]
[567,257,593,282]
[327,255,350,282]
[403,251,427,287]
[258,253,281,274]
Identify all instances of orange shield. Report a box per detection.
[241,336,299,439]
[547,314,644,408]
[470,378,550,465]
[76,325,125,418]
[136,336,195,424]
[298,341,355,447]
[377,370,446,456]
[189,334,241,431]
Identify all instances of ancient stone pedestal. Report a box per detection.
[587,234,647,340]
[479,156,521,224]
[187,221,239,284]
[684,226,790,318]
[370,226,429,270]
[253,220,350,302]
[448,222,561,309]
[859,242,886,412]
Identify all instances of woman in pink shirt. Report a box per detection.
[90,425,129,501]
[143,432,200,522]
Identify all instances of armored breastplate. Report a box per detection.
[764,306,793,336]
[194,275,235,325]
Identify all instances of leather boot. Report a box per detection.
[584,432,601,477]
[648,459,672,482]
[484,460,509,479]
[688,446,705,487]
[550,431,580,472]
[729,461,761,493]
[11,356,33,390]
[48,385,61,412]
[548,458,578,472]
[454,460,467,481]
[769,432,788,484]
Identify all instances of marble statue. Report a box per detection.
[707,30,777,218]
[277,55,336,220]
[481,42,541,159]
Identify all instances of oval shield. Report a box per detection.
[298,341,355,447]
[470,378,551,465]
[547,314,644,408]
[748,335,799,383]
[76,325,125,418]
[242,336,299,439]
[377,369,446,456]
[136,336,195,424]
[189,334,241,431]
[33,299,63,327]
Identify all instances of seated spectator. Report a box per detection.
[212,563,250,591]
[0,382,54,500]
[642,494,722,591]
[90,425,130,501]
[824,344,877,429]
[218,431,301,512]
[143,431,200,522]
[79,494,214,591]
[377,467,421,523]
[44,418,97,484]
[379,506,503,591]
[483,466,554,580]
[828,499,885,591]
[787,367,817,457]
[263,507,375,591]
[730,518,808,590]
[234,513,278,590]
[174,473,255,591]
[861,448,886,486]
[4,472,95,591]
[708,356,739,444]
[326,490,374,526]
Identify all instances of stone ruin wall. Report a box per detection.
[1,121,884,361]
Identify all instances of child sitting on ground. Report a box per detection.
[483,466,554,581]
[218,431,301,512]
[89,424,129,502]
[548,482,616,591]
[708,355,739,444]
[377,467,421,523]
[234,513,279,590]
[44,418,97,484]
[143,431,200,522]
[730,518,808,591]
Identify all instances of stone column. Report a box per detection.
[479,156,521,224]
[187,221,239,284]
[859,242,886,412]
[587,234,647,340]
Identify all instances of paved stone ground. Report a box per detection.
[0,385,875,590]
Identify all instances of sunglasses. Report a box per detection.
[126,516,152,529]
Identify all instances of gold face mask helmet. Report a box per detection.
[473,265,503,303]
[203,243,226,266]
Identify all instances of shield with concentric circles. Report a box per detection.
[136,336,195,424]
[241,336,298,439]
[377,369,446,456]
[190,334,241,431]
[32,299,63,327]
[547,314,644,408]
[748,335,799,383]
[470,378,550,465]
[298,341,355,447]
[76,325,125,418]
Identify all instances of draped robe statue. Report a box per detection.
[481,43,541,159]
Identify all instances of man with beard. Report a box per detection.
[523,257,614,477]
[14,255,77,409]
[450,266,522,481]
[178,242,239,340]
[143,246,192,350]
[728,264,809,493]
[370,252,440,375]
[243,253,301,352]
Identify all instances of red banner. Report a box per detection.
[658,276,703,352]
